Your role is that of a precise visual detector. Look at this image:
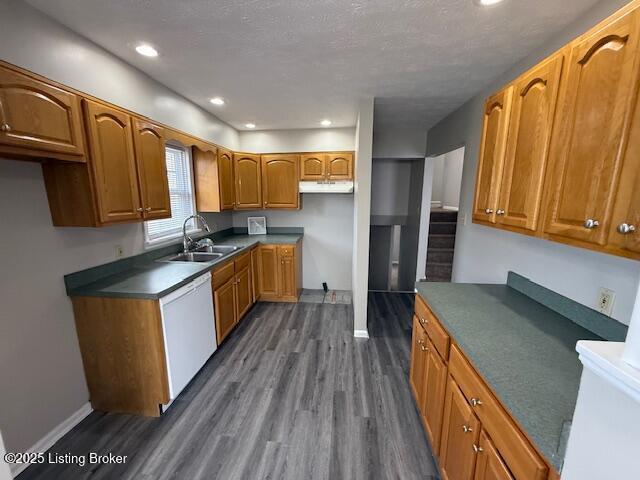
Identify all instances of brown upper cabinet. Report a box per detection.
[497,53,564,233]
[543,6,640,247]
[218,148,235,210]
[300,152,354,181]
[234,153,262,209]
[473,86,513,224]
[84,100,143,224]
[193,145,242,213]
[0,64,85,161]
[472,1,640,261]
[132,119,171,220]
[261,154,300,209]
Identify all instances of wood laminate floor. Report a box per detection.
[19,292,438,480]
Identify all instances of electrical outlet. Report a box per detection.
[596,287,616,316]
[115,245,124,259]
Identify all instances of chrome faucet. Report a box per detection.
[182,215,212,252]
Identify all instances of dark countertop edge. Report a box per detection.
[67,234,303,300]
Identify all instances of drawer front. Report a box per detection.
[212,260,235,290]
[415,295,450,360]
[234,251,250,271]
[278,245,295,257]
[449,345,547,480]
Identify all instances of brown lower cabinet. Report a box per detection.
[257,243,302,302]
[212,248,257,345]
[410,294,550,480]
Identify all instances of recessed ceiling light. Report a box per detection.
[245,123,256,129]
[474,0,505,6]
[321,119,332,127]
[135,44,158,57]
[210,97,225,106]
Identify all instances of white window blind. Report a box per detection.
[144,145,197,245]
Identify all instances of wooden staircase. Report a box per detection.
[425,210,457,282]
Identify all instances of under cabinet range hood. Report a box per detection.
[299,181,354,193]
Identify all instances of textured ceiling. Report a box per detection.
[25,0,600,132]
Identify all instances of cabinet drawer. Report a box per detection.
[449,345,547,480]
[234,251,250,271]
[415,295,450,360]
[278,245,295,257]
[212,260,235,289]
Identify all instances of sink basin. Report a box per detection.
[195,245,239,254]
[164,252,224,263]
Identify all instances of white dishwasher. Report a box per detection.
[159,272,216,410]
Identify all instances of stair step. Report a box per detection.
[428,234,456,249]
[429,222,457,235]
[430,210,458,223]
[425,262,453,282]
[427,248,454,264]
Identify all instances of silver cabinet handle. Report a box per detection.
[496,209,505,215]
[462,425,473,433]
[145,207,152,212]
[417,338,424,346]
[485,208,493,214]
[470,398,483,407]
[419,317,428,326]
[584,219,599,229]
[617,223,636,234]
[1,123,10,132]
[420,345,429,352]
[473,444,484,454]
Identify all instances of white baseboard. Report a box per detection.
[430,201,442,207]
[10,403,92,477]
[354,329,370,339]
[442,205,459,211]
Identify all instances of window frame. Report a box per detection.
[143,142,200,249]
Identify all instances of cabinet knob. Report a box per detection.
[462,425,473,433]
[145,207,152,212]
[0,123,10,132]
[420,345,428,352]
[617,223,636,234]
[496,209,505,216]
[417,338,424,345]
[584,218,599,229]
[470,398,483,407]
[419,317,428,326]
[136,207,143,212]
[485,208,493,214]
[473,444,484,454]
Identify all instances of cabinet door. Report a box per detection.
[278,245,296,298]
[474,430,514,480]
[0,66,85,158]
[234,153,262,209]
[327,152,353,180]
[251,247,260,303]
[423,340,448,456]
[543,8,640,245]
[300,153,326,181]
[214,277,237,345]
[497,54,564,232]
[409,316,428,408]
[440,377,481,480]
[219,148,235,210]
[132,118,171,220]
[193,147,221,212]
[472,87,514,224]
[261,154,299,208]
[258,245,279,296]
[235,266,252,321]
[83,100,142,224]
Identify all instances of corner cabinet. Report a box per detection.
[0,64,86,161]
[471,1,640,261]
[258,243,301,302]
[261,154,300,208]
[472,87,513,224]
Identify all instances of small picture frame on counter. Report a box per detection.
[248,216,267,235]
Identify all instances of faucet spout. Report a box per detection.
[182,215,212,252]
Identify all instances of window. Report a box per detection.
[144,145,198,246]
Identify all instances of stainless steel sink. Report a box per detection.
[195,245,239,254]
[164,252,224,263]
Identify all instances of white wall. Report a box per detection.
[370,159,412,216]
[416,159,434,281]
[426,0,640,325]
[236,127,356,291]
[0,1,237,455]
[353,98,375,335]
[0,431,11,480]
[233,195,354,291]
[372,125,427,158]
[441,147,465,209]
[239,127,355,153]
[431,154,445,205]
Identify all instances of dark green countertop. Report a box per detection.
[68,234,302,300]
[415,282,602,472]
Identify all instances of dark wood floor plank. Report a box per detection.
[17,293,437,480]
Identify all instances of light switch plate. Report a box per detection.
[596,287,615,317]
[115,245,124,259]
